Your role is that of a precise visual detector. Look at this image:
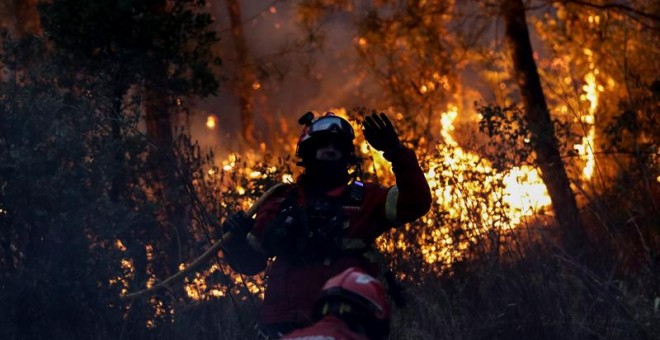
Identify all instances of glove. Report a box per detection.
[362,112,402,153]
[222,211,254,237]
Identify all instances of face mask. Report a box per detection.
[304,159,350,189]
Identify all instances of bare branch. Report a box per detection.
[557,0,660,22]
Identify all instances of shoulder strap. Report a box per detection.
[344,180,364,206]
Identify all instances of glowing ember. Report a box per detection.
[206,115,217,129]
[181,263,264,301]
[114,239,127,251]
[112,257,134,296]
[282,173,294,183]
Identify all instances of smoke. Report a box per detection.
[193,1,384,154]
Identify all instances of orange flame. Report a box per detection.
[575,48,598,180]
[116,105,556,300]
[358,105,552,266]
[206,115,217,129]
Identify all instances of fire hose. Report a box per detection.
[120,183,287,300]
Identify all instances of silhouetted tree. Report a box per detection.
[502,0,587,252]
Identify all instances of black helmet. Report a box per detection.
[295,112,355,162]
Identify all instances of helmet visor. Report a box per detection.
[309,116,354,138]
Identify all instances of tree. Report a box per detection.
[224,0,257,147]
[39,0,221,149]
[0,41,131,337]
[29,0,225,322]
[501,0,587,252]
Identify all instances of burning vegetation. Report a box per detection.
[1,1,658,339]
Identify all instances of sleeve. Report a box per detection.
[383,146,432,224]
[221,185,292,275]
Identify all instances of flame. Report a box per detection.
[574,40,610,181]
[369,105,552,267]
[575,51,598,180]
[206,115,217,129]
[441,106,459,146]
[117,105,555,301]
[502,167,552,222]
[181,262,264,301]
[439,105,550,226]
[114,239,127,251]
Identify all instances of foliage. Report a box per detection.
[1,36,133,338]
[390,243,658,340]
[294,1,457,150]
[0,26,225,338]
[38,0,221,98]
[477,104,534,170]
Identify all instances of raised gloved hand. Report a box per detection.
[362,112,402,153]
[222,211,254,237]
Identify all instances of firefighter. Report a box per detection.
[221,111,431,338]
[282,267,391,340]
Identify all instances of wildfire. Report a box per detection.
[371,105,552,267]
[439,110,552,219]
[115,103,571,302]
[181,262,264,301]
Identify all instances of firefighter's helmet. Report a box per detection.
[316,267,391,325]
[295,112,355,162]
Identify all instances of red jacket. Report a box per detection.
[243,147,431,326]
[281,315,369,340]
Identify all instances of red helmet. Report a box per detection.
[295,112,355,161]
[317,267,391,322]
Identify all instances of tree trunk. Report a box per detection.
[225,0,256,147]
[144,87,173,150]
[502,0,587,253]
[9,0,41,37]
